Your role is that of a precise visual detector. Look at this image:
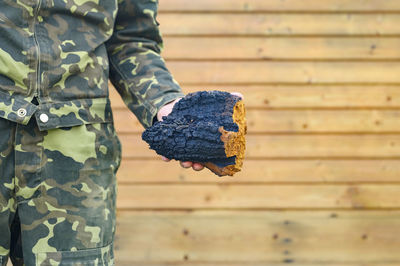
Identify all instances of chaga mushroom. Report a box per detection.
[142,91,247,176]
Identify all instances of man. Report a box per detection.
[0,0,204,265]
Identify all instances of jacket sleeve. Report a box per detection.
[106,0,184,128]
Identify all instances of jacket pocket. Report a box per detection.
[35,242,114,266]
[35,97,113,131]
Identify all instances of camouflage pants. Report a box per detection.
[0,116,121,265]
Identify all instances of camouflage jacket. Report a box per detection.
[0,0,184,131]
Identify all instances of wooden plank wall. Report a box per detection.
[110,1,400,265]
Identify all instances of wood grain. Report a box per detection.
[165,61,400,85]
[115,210,400,262]
[158,14,400,36]
[117,184,400,209]
[116,159,400,184]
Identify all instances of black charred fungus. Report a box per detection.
[142,91,247,176]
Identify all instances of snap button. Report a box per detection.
[39,113,49,123]
[17,108,27,118]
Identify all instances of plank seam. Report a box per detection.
[163,34,400,38]
[165,58,400,62]
[159,11,400,14]
[117,182,400,185]
[116,207,400,211]
[116,209,400,213]
[178,82,400,86]
[122,156,400,160]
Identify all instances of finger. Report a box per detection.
[180,161,192,168]
[161,156,170,162]
[192,163,204,171]
[231,92,244,99]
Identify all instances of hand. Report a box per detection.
[161,156,205,171]
[156,98,181,122]
[157,92,244,171]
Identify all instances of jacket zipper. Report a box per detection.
[33,0,42,102]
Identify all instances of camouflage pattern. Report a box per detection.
[0,0,184,264]
[0,117,121,265]
[0,0,184,129]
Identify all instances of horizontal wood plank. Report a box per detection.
[165,61,400,85]
[116,159,400,184]
[113,109,400,134]
[119,134,400,159]
[159,0,400,12]
[109,85,400,109]
[115,211,400,262]
[163,37,400,60]
[158,14,400,36]
[117,184,400,209]
[162,37,400,60]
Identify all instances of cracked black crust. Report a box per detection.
[142,91,242,175]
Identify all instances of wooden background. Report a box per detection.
[110,1,400,265]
